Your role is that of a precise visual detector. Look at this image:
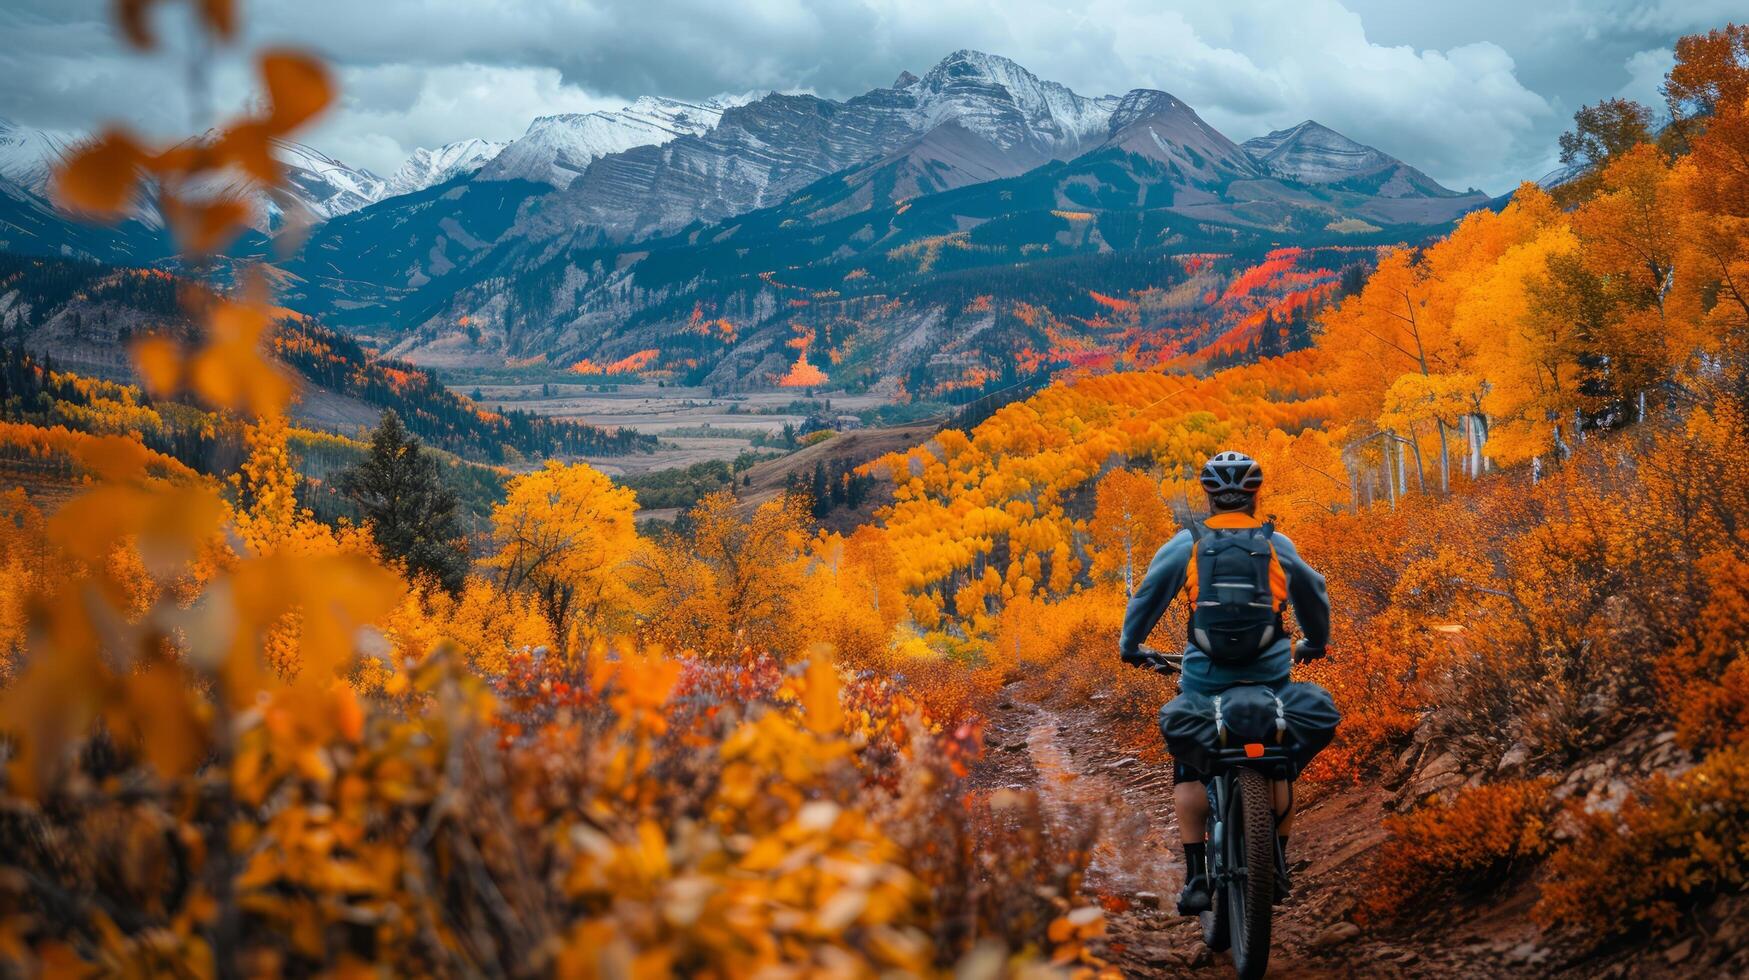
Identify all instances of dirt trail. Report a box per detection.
[974,687,1556,978]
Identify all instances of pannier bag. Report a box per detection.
[1159,682,1340,777]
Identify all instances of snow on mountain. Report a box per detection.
[1241,120,1465,198]
[1101,89,1261,184]
[904,50,1119,159]
[385,138,507,197]
[535,51,1133,240]
[271,139,389,220]
[0,118,78,197]
[478,95,753,188]
[1242,121,1391,182]
[2,118,392,231]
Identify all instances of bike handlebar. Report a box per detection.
[1132,645,1183,675]
[1129,643,1327,675]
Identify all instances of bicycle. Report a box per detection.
[1132,647,1293,980]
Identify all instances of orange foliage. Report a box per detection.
[569,348,659,376]
[1088,290,1138,314]
[779,352,829,387]
[1361,780,1555,923]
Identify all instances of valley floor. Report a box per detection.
[975,688,1749,978]
[457,381,900,476]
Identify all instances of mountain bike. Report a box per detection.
[1135,648,1289,980]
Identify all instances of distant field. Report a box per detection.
[457,381,899,474]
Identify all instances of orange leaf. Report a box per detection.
[119,0,233,47]
[167,197,252,254]
[116,0,163,48]
[214,121,280,185]
[73,433,155,483]
[803,644,844,735]
[54,130,145,216]
[132,336,185,395]
[198,0,236,40]
[259,50,334,132]
[115,659,209,779]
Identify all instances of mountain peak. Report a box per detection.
[923,49,1042,91]
[386,138,507,197]
[1242,120,1393,183]
[1100,89,1259,184]
[1240,120,1474,198]
[1106,89,1192,132]
[909,50,1116,158]
[479,96,736,188]
[937,48,1006,67]
[892,70,920,88]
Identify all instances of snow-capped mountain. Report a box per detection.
[1102,89,1262,185]
[1241,120,1466,198]
[2,117,389,228]
[385,138,507,197]
[903,50,1119,160]
[534,50,1142,240]
[477,95,758,188]
[270,139,389,221]
[0,118,78,198]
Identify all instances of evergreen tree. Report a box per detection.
[1287,303,1314,351]
[339,410,469,593]
[811,462,830,517]
[1256,309,1284,358]
[1339,263,1368,298]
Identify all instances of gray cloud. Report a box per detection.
[0,0,1723,192]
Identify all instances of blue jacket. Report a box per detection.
[1119,513,1330,696]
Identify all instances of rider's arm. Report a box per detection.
[1272,532,1330,653]
[1119,530,1192,659]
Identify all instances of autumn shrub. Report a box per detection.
[1535,745,1749,941]
[894,784,1109,964]
[995,587,1175,758]
[1359,778,1555,924]
[1653,501,1749,752]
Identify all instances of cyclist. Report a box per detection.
[1117,450,1331,915]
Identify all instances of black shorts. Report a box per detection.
[1173,763,1206,784]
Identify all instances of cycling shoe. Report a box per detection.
[1177,874,1213,915]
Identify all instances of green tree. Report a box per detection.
[811,461,830,517]
[1554,98,1655,204]
[340,410,469,593]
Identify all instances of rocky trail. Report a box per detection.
[973,685,1748,978]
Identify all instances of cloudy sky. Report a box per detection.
[0,0,1737,193]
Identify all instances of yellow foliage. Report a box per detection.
[487,460,639,645]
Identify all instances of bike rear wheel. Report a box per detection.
[1227,768,1277,980]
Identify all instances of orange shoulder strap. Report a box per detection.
[1266,540,1288,610]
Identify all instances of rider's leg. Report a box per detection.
[1174,764,1213,915]
[1176,778,1210,842]
[1272,779,1294,901]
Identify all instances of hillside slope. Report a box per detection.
[0,253,653,462]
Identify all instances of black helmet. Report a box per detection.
[1200,451,1263,495]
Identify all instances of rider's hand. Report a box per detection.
[1120,646,1155,667]
[1293,641,1327,664]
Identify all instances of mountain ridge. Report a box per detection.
[1,50,1491,399]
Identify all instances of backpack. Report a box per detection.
[1186,519,1287,664]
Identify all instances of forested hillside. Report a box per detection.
[0,252,654,461]
[2,5,1748,978]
